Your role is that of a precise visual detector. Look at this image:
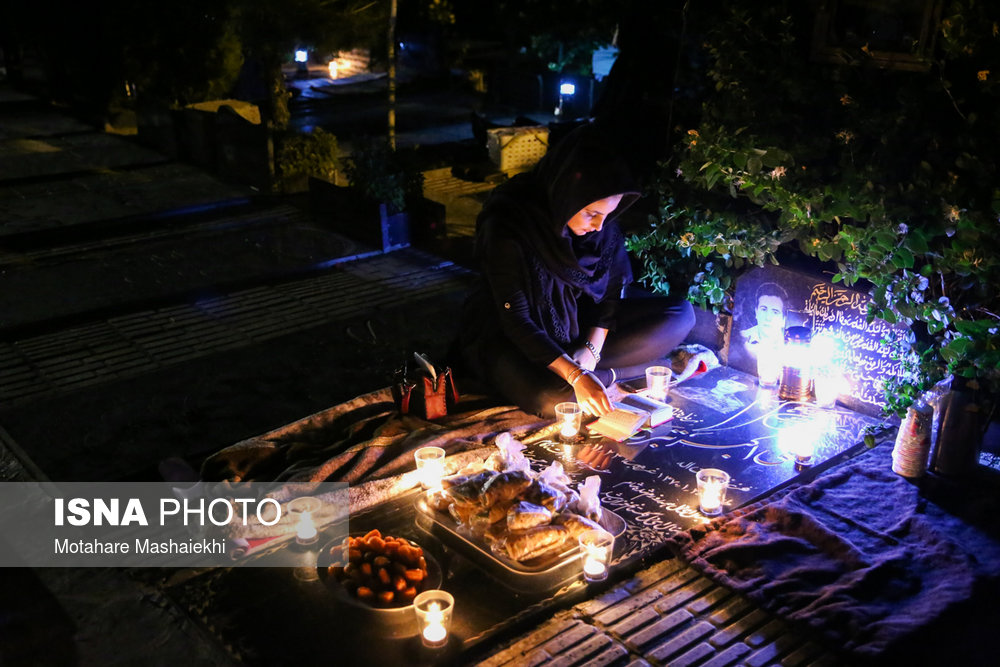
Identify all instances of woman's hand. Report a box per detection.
[572,372,613,416]
[571,345,598,371]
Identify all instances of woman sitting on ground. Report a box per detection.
[457,123,695,418]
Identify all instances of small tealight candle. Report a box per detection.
[578,528,614,583]
[554,402,583,443]
[414,590,454,649]
[756,342,782,388]
[295,510,318,545]
[287,496,322,546]
[813,370,846,408]
[778,420,819,466]
[645,365,672,402]
[696,468,730,517]
[414,446,446,490]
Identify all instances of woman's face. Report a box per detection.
[755,294,785,336]
[566,194,624,236]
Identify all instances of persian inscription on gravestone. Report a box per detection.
[727,265,907,416]
[803,282,907,413]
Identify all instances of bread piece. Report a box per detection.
[481,469,533,507]
[506,501,552,531]
[505,525,569,561]
[524,479,568,512]
[553,512,602,539]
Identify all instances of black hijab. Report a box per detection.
[476,122,640,343]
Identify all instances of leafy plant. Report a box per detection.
[627,0,1000,415]
[343,138,425,215]
[276,127,340,190]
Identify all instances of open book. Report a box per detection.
[587,394,674,441]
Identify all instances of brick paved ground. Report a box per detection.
[478,559,847,667]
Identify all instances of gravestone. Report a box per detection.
[726,265,908,416]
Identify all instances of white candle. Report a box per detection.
[555,402,582,442]
[700,480,723,513]
[583,557,606,578]
[814,371,845,408]
[295,510,317,544]
[414,447,446,490]
[423,602,447,644]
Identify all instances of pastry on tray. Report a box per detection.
[506,501,552,531]
[505,524,569,561]
[422,433,610,565]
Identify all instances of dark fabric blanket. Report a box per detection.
[200,388,546,484]
[668,443,1000,661]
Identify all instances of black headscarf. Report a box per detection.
[476,122,640,344]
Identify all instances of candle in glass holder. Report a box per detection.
[554,402,583,442]
[578,528,614,582]
[287,497,322,546]
[645,365,672,402]
[414,590,454,648]
[756,340,782,387]
[414,446,446,490]
[813,369,846,408]
[779,420,819,465]
[696,468,730,516]
[295,510,317,545]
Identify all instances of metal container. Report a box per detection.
[778,326,813,402]
[930,379,983,476]
[413,497,626,593]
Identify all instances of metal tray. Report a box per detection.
[413,496,627,593]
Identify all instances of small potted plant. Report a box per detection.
[329,137,421,251]
[275,127,340,193]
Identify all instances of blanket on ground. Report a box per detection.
[200,388,546,485]
[668,443,1000,661]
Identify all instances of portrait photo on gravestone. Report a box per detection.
[727,265,909,416]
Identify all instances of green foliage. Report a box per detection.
[343,138,425,215]
[499,0,618,74]
[629,0,1000,415]
[276,128,340,190]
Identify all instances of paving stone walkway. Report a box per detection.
[479,559,845,667]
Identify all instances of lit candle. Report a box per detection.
[696,468,730,517]
[700,481,722,513]
[813,370,846,408]
[287,496,322,546]
[414,447,446,490]
[555,402,582,443]
[578,529,614,582]
[793,437,814,465]
[423,602,447,644]
[778,420,819,465]
[414,590,453,648]
[583,556,606,578]
[756,341,782,387]
[646,365,671,402]
[295,510,317,545]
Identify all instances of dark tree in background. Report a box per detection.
[1,0,386,125]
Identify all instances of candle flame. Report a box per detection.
[296,511,317,540]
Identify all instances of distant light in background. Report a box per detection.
[560,82,576,96]
[327,60,339,79]
[294,50,308,63]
